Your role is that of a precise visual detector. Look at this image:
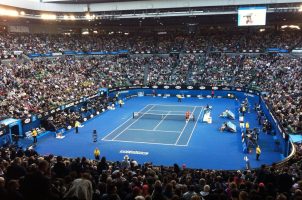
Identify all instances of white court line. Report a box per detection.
[127,128,180,133]
[174,106,197,145]
[111,105,156,141]
[184,107,204,146]
[102,138,187,146]
[101,104,152,140]
[152,111,170,130]
[148,109,186,113]
[149,104,203,108]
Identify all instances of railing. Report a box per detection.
[274,141,296,169]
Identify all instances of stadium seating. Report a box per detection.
[0,28,301,200]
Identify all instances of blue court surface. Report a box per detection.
[32,96,283,170]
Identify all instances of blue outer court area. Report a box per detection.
[32,96,283,170]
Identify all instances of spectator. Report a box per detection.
[64,173,93,200]
[183,185,197,200]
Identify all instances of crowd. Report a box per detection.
[146,55,177,85]
[186,54,301,133]
[0,28,302,200]
[190,54,241,86]
[0,29,301,55]
[0,143,301,200]
[0,30,301,133]
[0,52,301,133]
[0,55,146,121]
[170,54,201,85]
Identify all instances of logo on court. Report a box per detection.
[120,150,149,156]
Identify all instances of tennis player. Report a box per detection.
[185,111,190,122]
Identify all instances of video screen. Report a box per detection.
[238,7,267,26]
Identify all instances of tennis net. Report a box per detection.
[133,112,195,121]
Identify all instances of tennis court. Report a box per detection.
[31,96,283,169]
[102,104,204,146]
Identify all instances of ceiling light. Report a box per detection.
[41,14,56,20]
[0,9,19,17]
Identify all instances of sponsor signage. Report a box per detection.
[52,52,63,56]
[13,51,23,55]
[244,93,255,98]
[119,90,129,94]
[129,86,142,89]
[65,102,74,108]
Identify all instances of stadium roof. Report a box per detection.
[1,0,302,12]
[0,0,301,22]
[42,0,149,3]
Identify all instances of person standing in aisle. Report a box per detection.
[94,147,100,160]
[256,145,261,160]
[74,121,80,134]
[32,128,38,144]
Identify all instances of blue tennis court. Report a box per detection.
[102,104,204,146]
[29,96,283,170]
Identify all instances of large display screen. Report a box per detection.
[238,7,267,26]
